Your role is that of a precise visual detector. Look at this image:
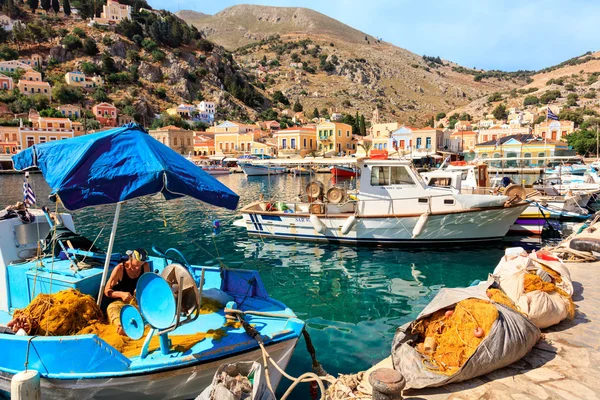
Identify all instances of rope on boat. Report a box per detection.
[544,212,600,262]
[230,310,334,400]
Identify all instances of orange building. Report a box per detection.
[19,118,76,148]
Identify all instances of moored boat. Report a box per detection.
[0,125,303,399]
[330,165,357,177]
[237,157,528,245]
[199,165,231,175]
[239,162,288,176]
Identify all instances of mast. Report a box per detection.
[96,202,122,306]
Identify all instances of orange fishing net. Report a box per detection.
[12,289,104,336]
[412,299,498,375]
[486,288,520,313]
[523,274,575,319]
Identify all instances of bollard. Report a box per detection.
[369,368,405,400]
[11,370,41,400]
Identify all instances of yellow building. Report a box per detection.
[19,118,76,148]
[371,122,400,151]
[58,104,82,119]
[148,125,194,155]
[251,141,278,157]
[411,128,445,155]
[275,127,317,156]
[18,80,51,99]
[65,71,103,89]
[212,121,260,155]
[193,135,215,156]
[475,133,569,166]
[534,120,574,141]
[317,121,355,155]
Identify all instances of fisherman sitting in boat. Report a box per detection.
[105,248,150,335]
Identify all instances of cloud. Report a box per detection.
[149,0,600,71]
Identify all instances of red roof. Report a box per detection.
[451,130,477,137]
[158,125,184,131]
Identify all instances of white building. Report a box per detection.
[197,101,215,124]
[0,60,33,74]
[93,0,132,24]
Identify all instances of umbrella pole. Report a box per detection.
[96,202,123,306]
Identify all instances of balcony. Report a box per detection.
[318,134,331,141]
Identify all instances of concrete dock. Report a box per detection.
[398,259,600,400]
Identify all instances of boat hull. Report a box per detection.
[0,338,297,400]
[239,163,287,176]
[240,204,527,245]
[330,166,356,177]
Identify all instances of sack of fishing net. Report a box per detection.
[492,248,575,329]
[196,361,275,400]
[390,280,540,389]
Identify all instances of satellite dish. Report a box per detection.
[136,273,176,330]
[120,304,144,340]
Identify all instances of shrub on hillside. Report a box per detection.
[53,84,84,104]
[83,38,98,56]
[523,95,539,106]
[62,34,82,51]
[72,27,86,38]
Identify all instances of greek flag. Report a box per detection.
[547,108,559,121]
[23,179,36,207]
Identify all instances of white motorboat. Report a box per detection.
[239,162,288,176]
[200,165,231,175]
[237,158,527,245]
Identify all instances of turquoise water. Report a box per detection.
[0,172,540,398]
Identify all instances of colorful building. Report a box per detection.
[211,121,260,155]
[193,135,215,156]
[17,79,51,99]
[275,126,317,157]
[0,73,13,90]
[371,122,400,151]
[534,120,574,141]
[478,125,531,144]
[92,102,118,127]
[149,125,194,155]
[65,71,103,89]
[18,118,76,149]
[475,134,569,166]
[450,130,478,153]
[167,104,195,119]
[411,128,445,155]
[0,60,32,73]
[252,141,278,157]
[388,126,415,156]
[58,104,81,119]
[316,121,355,155]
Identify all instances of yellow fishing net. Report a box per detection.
[486,288,520,313]
[12,289,104,336]
[12,289,233,357]
[412,299,498,375]
[523,274,575,319]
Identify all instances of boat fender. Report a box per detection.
[341,215,357,235]
[11,370,40,400]
[570,238,600,253]
[310,214,327,234]
[412,212,430,238]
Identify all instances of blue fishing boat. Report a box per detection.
[0,125,304,399]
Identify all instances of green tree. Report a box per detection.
[83,38,98,56]
[101,52,117,74]
[62,34,82,51]
[487,92,503,102]
[40,108,63,117]
[62,0,70,16]
[435,112,446,121]
[92,88,109,103]
[40,0,50,12]
[566,93,579,107]
[53,84,84,103]
[540,90,561,104]
[359,114,366,135]
[492,103,508,120]
[292,101,303,113]
[28,0,39,13]
[51,0,59,14]
[272,90,289,106]
[567,127,599,155]
[80,61,99,75]
[523,95,539,106]
[312,107,319,119]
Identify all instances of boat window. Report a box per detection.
[444,199,455,205]
[371,166,389,186]
[390,166,415,185]
[418,198,429,203]
[428,177,452,187]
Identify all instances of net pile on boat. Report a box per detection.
[11,289,231,358]
[493,249,575,328]
[392,282,540,389]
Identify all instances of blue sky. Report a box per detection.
[148,0,599,72]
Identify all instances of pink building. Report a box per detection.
[92,102,118,127]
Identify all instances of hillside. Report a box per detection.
[178,5,528,125]
[0,4,271,129]
[448,51,600,124]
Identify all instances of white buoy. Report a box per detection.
[310,214,326,233]
[341,215,357,235]
[11,370,41,400]
[412,212,430,238]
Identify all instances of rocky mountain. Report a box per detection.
[178,5,529,125]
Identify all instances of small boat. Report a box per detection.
[237,157,528,245]
[239,162,288,176]
[330,165,357,177]
[0,125,303,399]
[291,167,312,176]
[544,164,588,176]
[199,165,231,176]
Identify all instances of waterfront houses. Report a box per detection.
[92,102,118,127]
[19,117,78,149]
[475,133,569,166]
[389,126,414,155]
[275,126,317,157]
[477,125,531,144]
[210,121,261,155]
[167,103,196,119]
[251,140,278,157]
[411,127,445,155]
[371,122,400,151]
[149,125,194,155]
[534,120,574,141]
[317,121,355,155]
[193,135,215,156]
[450,130,478,153]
